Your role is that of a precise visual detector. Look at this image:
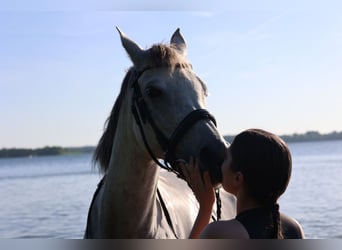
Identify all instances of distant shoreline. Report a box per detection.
[0,146,95,159]
[1,131,342,159]
[224,130,342,144]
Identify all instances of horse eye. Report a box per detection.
[145,86,162,97]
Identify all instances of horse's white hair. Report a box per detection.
[85,28,236,238]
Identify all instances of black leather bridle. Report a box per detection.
[85,67,222,239]
[130,68,217,178]
[130,67,223,225]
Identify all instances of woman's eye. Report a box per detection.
[145,87,162,97]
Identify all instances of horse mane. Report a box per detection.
[93,43,207,173]
[93,68,134,173]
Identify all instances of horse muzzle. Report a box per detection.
[198,143,225,187]
[167,138,226,187]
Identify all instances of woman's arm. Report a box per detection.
[189,191,213,238]
[178,158,216,238]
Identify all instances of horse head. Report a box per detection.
[116,28,228,186]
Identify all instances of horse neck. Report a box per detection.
[101,107,160,237]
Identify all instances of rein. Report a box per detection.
[131,68,222,222]
[131,68,217,176]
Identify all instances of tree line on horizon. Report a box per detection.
[1,131,342,158]
[0,146,94,159]
[224,130,342,144]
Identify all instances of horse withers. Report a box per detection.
[84,28,236,238]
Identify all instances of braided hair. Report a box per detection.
[230,129,292,239]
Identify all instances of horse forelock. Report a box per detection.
[148,44,209,94]
[147,44,190,70]
[93,68,136,174]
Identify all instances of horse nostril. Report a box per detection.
[199,144,224,185]
[199,146,211,167]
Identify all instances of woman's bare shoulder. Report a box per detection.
[280,213,306,238]
[199,219,249,239]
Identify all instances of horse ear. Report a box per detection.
[170,28,187,55]
[116,27,145,69]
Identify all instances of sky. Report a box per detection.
[1,1,342,148]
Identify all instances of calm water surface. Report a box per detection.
[0,140,341,238]
[0,154,99,238]
[280,140,342,239]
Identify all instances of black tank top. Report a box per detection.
[235,205,304,239]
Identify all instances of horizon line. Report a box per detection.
[1,130,342,150]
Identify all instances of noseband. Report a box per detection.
[130,68,217,177]
[131,68,222,222]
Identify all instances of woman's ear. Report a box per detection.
[226,171,245,196]
[235,171,244,185]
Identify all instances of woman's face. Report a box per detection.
[221,148,239,195]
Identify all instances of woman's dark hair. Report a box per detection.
[230,129,292,239]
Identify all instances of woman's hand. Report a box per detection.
[177,157,215,211]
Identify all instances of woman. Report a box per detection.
[179,128,305,239]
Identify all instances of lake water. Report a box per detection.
[0,140,341,239]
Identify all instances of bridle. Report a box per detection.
[130,67,217,177]
[130,67,223,229]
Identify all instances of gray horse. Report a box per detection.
[85,28,236,238]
